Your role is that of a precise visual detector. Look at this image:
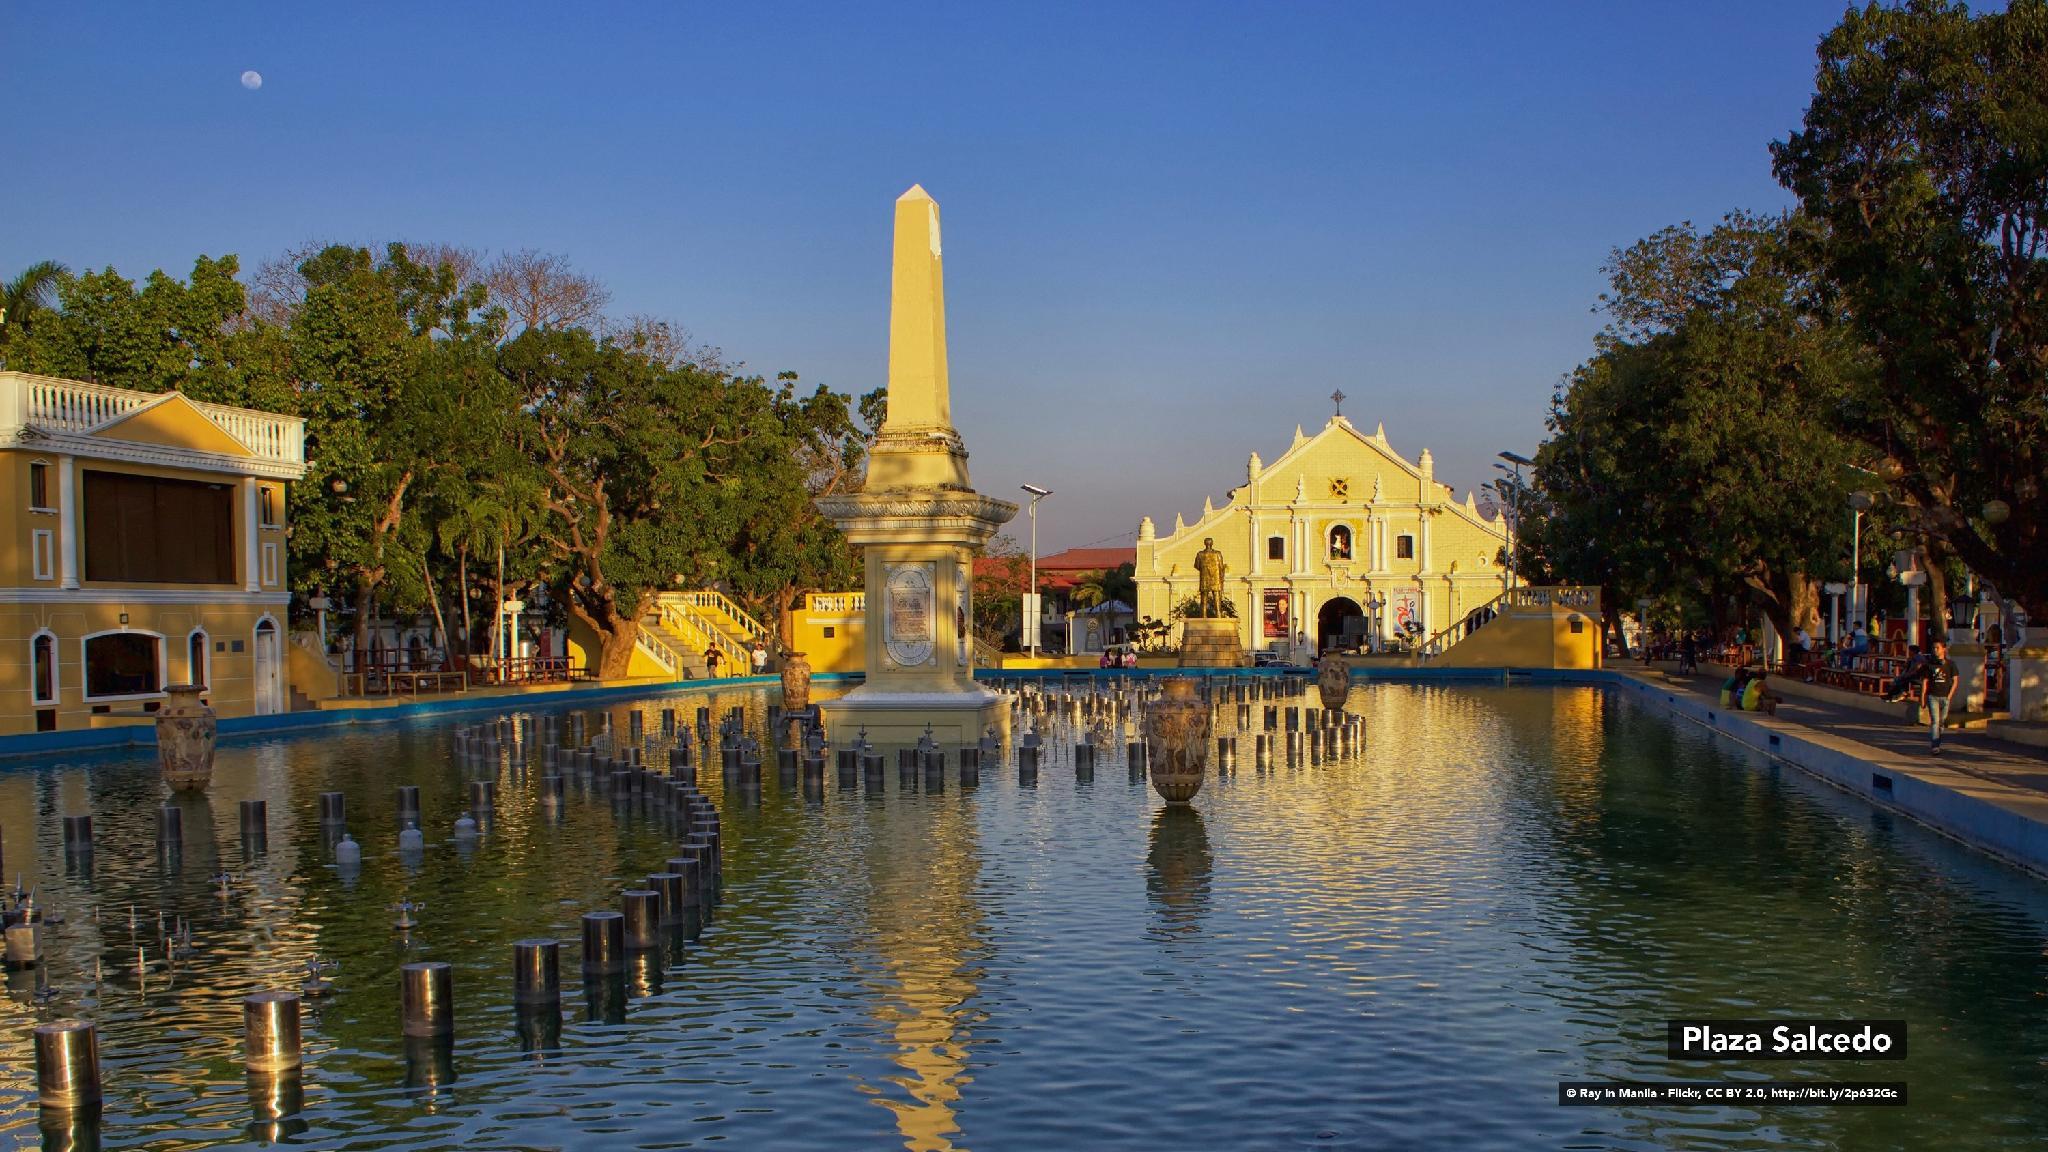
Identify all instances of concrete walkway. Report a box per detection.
[1648,666,2048,796]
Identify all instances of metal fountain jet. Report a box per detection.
[391,900,425,932]
[301,957,338,998]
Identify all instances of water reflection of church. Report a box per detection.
[1134,409,1511,657]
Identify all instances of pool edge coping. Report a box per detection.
[1605,668,2048,881]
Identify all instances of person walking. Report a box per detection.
[706,646,723,678]
[1923,638,1959,755]
[751,643,769,675]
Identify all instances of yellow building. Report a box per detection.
[787,591,866,675]
[1135,411,1511,658]
[0,372,306,734]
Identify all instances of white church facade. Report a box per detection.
[1133,412,1512,659]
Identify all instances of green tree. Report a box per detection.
[1525,213,1870,646]
[283,243,500,662]
[973,533,1029,650]
[503,326,838,677]
[721,372,872,650]
[0,260,70,364]
[1771,0,2048,616]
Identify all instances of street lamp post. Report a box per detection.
[1496,451,1533,592]
[1021,485,1051,657]
[1848,491,1873,630]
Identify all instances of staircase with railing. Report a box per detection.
[633,627,685,679]
[1420,585,1604,668]
[1418,591,1509,658]
[656,591,772,661]
[640,600,716,678]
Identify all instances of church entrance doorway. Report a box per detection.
[1317,597,1365,653]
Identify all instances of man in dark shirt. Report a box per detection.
[1923,639,1959,755]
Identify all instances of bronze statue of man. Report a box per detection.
[1194,536,1227,617]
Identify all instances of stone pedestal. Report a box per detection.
[1949,641,1988,713]
[2009,646,2048,722]
[1178,618,1245,668]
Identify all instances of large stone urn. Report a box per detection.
[156,684,217,792]
[780,651,813,713]
[1144,677,1211,805]
[1317,654,1351,713]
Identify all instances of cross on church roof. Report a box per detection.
[1330,389,1347,417]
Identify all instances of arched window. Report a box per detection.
[82,630,165,701]
[31,631,57,706]
[187,628,210,689]
[1328,524,1353,561]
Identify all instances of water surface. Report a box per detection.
[1,681,2044,1151]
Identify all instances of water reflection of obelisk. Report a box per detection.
[861,801,984,1151]
[817,186,1017,744]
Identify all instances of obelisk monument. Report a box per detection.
[815,185,1017,742]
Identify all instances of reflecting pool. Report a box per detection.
[2,680,2046,1151]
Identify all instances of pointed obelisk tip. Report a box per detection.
[898,183,933,202]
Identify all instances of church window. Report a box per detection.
[1328,525,1353,560]
[1267,536,1285,561]
[1396,534,1415,560]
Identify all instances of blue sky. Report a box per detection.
[5,2,1850,551]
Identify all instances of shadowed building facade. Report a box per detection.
[1135,412,1510,659]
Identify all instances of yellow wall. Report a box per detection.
[1432,608,1602,670]
[91,393,255,457]
[788,592,865,674]
[0,602,285,732]
[566,616,675,680]
[287,632,339,703]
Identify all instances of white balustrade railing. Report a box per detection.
[805,592,866,615]
[634,628,681,677]
[0,371,305,466]
[672,590,771,643]
[654,601,720,655]
[1504,585,1603,613]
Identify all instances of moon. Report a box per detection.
[240,70,263,91]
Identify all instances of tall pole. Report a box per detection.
[496,541,506,684]
[1851,504,1867,623]
[1506,464,1519,592]
[1028,498,1040,658]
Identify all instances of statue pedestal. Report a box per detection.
[820,689,1009,746]
[1179,618,1246,668]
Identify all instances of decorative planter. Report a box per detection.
[779,651,813,714]
[1317,654,1351,713]
[1144,677,1211,805]
[156,684,217,793]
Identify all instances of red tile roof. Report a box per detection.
[1036,546,1135,571]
